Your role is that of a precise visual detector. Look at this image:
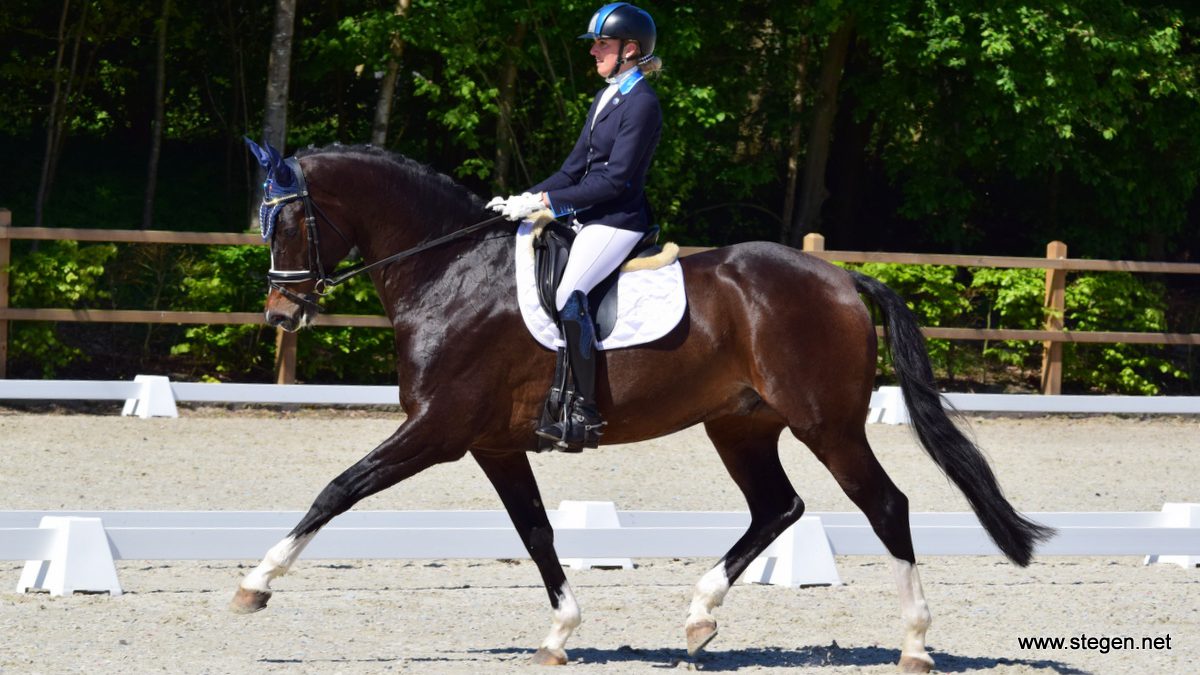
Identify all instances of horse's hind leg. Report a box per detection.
[803,425,933,673]
[687,413,802,656]
[231,417,469,613]
[472,450,578,666]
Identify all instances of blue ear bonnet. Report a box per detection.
[244,137,300,241]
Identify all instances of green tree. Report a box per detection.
[850,0,1200,257]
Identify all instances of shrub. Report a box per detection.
[7,241,117,376]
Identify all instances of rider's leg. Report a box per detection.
[553,225,644,312]
[537,225,642,450]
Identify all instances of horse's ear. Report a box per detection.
[265,144,296,188]
[244,136,272,169]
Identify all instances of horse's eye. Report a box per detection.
[280,223,299,239]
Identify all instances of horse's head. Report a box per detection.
[246,138,355,332]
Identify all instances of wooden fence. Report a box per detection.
[2,207,1199,391]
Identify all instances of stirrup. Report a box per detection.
[535,401,605,452]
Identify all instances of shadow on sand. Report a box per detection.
[471,643,1089,673]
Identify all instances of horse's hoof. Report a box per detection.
[898,654,934,673]
[230,586,272,614]
[531,647,568,666]
[685,620,718,656]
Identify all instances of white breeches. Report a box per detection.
[556,224,644,310]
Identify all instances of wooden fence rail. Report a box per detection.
[2,209,1199,390]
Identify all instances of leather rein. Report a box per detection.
[265,157,507,312]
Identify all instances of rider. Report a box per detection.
[489,2,662,451]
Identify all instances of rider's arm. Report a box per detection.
[542,92,661,216]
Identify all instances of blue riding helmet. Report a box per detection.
[579,3,656,59]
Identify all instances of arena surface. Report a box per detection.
[1,409,1196,673]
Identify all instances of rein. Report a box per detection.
[320,212,508,289]
[265,157,509,309]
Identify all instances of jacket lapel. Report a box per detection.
[592,90,626,128]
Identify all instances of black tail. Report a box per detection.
[850,271,1054,566]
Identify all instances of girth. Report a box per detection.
[532,222,661,342]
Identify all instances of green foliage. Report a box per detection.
[853,0,1200,255]
[169,245,274,380]
[969,267,1044,366]
[7,241,116,376]
[854,264,1186,393]
[1063,273,1184,394]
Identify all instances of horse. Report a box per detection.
[231,142,1052,671]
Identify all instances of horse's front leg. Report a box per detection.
[231,415,470,613]
[472,449,579,666]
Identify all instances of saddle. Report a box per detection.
[532,221,663,341]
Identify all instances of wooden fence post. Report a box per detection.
[802,233,825,252]
[1040,241,1068,395]
[0,208,11,379]
[274,328,296,384]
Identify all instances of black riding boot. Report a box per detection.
[535,291,605,451]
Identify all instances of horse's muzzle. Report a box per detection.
[266,310,300,332]
[265,287,316,332]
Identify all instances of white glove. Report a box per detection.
[485,196,506,212]
[501,192,545,221]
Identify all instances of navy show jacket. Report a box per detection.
[531,75,661,232]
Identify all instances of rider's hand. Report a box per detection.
[485,196,506,212]
[500,192,545,221]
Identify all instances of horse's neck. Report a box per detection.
[368,229,516,334]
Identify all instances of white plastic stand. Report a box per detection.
[1145,503,1200,568]
[556,500,634,570]
[868,386,909,425]
[121,374,178,418]
[16,517,122,596]
[742,516,841,587]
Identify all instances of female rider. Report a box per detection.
[489,3,662,451]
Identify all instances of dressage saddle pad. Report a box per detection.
[514,218,686,350]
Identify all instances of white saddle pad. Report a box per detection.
[514,220,687,350]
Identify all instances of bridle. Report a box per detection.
[263,157,507,313]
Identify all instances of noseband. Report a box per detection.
[263,156,508,315]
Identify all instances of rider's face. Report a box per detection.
[590,38,635,77]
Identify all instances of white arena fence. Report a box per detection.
[3,501,1197,597]
[0,376,1197,420]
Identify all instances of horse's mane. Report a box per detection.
[297,143,487,229]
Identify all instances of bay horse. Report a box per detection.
[231,143,1051,671]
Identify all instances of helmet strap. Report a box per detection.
[607,39,627,79]
[607,39,639,79]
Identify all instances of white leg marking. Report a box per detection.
[540,581,582,652]
[686,563,731,627]
[241,533,315,592]
[892,558,933,667]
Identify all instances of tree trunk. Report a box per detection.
[263,0,298,152]
[788,16,855,248]
[493,21,528,192]
[142,0,172,230]
[780,34,811,242]
[35,0,78,228]
[251,0,297,231]
[370,0,411,146]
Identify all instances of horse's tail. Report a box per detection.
[849,270,1054,566]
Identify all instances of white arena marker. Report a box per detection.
[121,374,178,418]
[554,501,634,570]
[1145,503,1200,568]
[742,516,841,587]
[17,517,122,596]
